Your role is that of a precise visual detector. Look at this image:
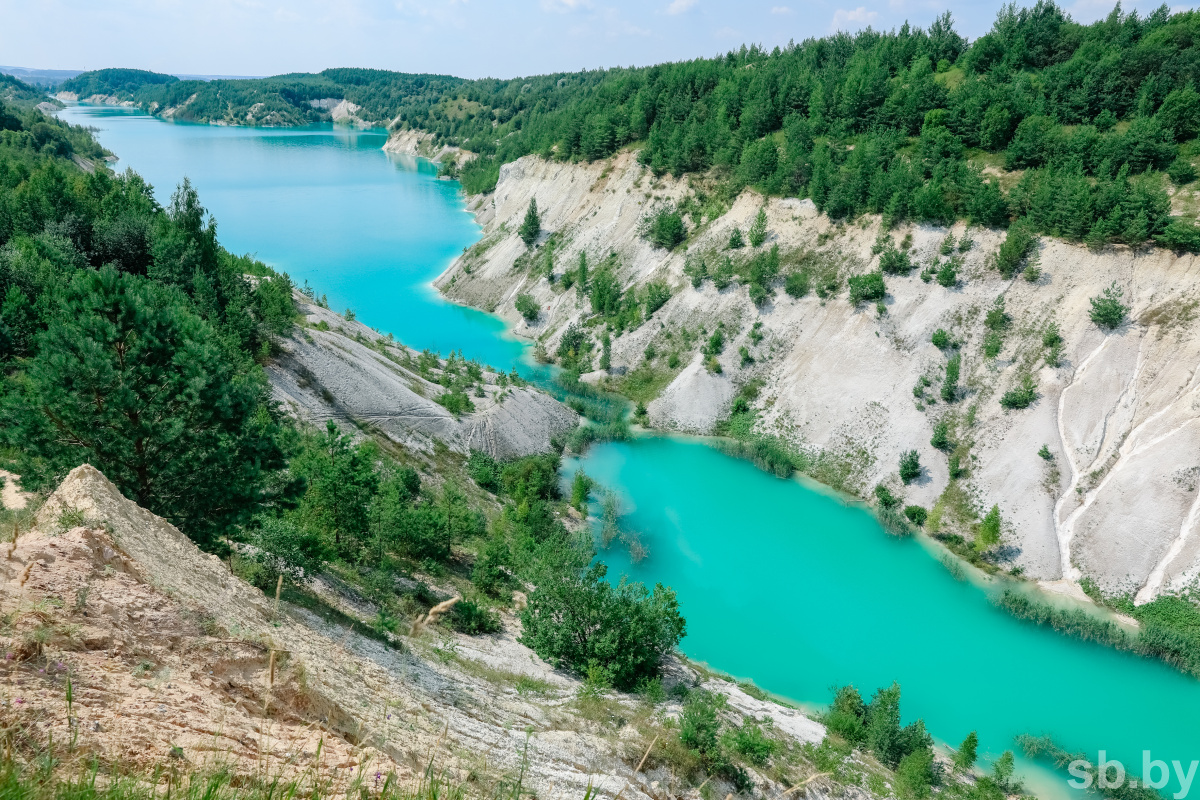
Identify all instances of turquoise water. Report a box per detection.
[63,105,1200,799]
[60,105,526,371]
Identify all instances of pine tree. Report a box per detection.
[519,198,541,247]
[954,731,978,771]
[3,267,284,547]
[748,207,768,247]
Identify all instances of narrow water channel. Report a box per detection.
[63,104,1200,799]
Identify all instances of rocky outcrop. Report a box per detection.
[0,464,837,798]
[267,292,578,459]
[383,128,475,165]
[435,151,1200,601]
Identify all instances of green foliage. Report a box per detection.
[643,281,671,315]
[556,323,593,371]
[994,220,1038,278]
[3,266,285,547]
[879,247,912,275]
[1168,156,1197,185]
[468,450,502,492]
[727,227,744,249]
[984,295,1010,330]
[982,330,1003,359]
[1000,374,1038,409]
[642,206,686,250]
[899,449,921,484]
[976,504,1002,550]
[904,505,928,527]
[954,731,979,771]
[874,483,900,510]
[931,328,951,350]
[515,293,539,322]
[59,68,178,100]
[449,598,502,635]
[1089,281,1128,329]
[941,353,961,402]
[570,469,592,511]
[784,270,810,298]
[436,389,475,415]
[896,746,937,798]
[519,562,685,690]
[848,271,886,305]
[748,207,768,247]
[722,720,777,766]
[1038,444,1053,460]
[936,257,959,287]
[825,683,932,770]
[930,420,951,451]
[519,199,541,247]
[684,254,708,288]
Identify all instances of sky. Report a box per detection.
[0,0,1179,81]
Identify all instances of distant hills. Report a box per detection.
[0,65,262,90]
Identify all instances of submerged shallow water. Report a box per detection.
[63,104,1200,799]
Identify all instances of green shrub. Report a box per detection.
[684,255,708,287]
[983,330,1003,358]
[643,281,671,315]
[984,296,1010,330]
[519,198,541,247]
[785,271,810,298]
[976,504,1002,550]
[519,563,685,690]
[930,420,951,451]
[515,293,539,322]
[1038,444,1053,460]
[644,206,686,249]
[723,720,777,766]
[728,227,744,249]
[1000,374,1037,409]
[1089,282,1128,329]
[748,207,768,247]
[1157,217,1200,253]
[1169,157,1197,185]
[468,450,501,491]
[449,598,502,635]
[899,449,921,484]
[954,731,978,771]
[936,259,958,287]
[848,271,886,305]
[879,247,912,275]
[436,390,475,415]
[995,220,1038,278]
[874,483,900,509]
[941,353,961,402]
[931,329,951,350]
[896,747,937,798]
[904,505,928,526]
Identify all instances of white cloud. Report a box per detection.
[831,6,878,30]
[540,0,592,12]
[770,6,793,13]
[666,0,697,14]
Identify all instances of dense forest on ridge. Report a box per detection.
[83,1,1200,250]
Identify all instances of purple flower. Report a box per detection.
[14,698,23,704]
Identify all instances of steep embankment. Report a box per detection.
[267,291,578,459]
[435,151,1200,601]
[1,465,845,797]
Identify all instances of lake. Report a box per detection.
[62,104,1200,799]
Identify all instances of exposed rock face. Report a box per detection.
[435,151,1200,601]
[383,129,475,165]
[267,292,578,459]
[0,465,833,798]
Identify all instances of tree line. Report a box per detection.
[112,3,1200,248]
